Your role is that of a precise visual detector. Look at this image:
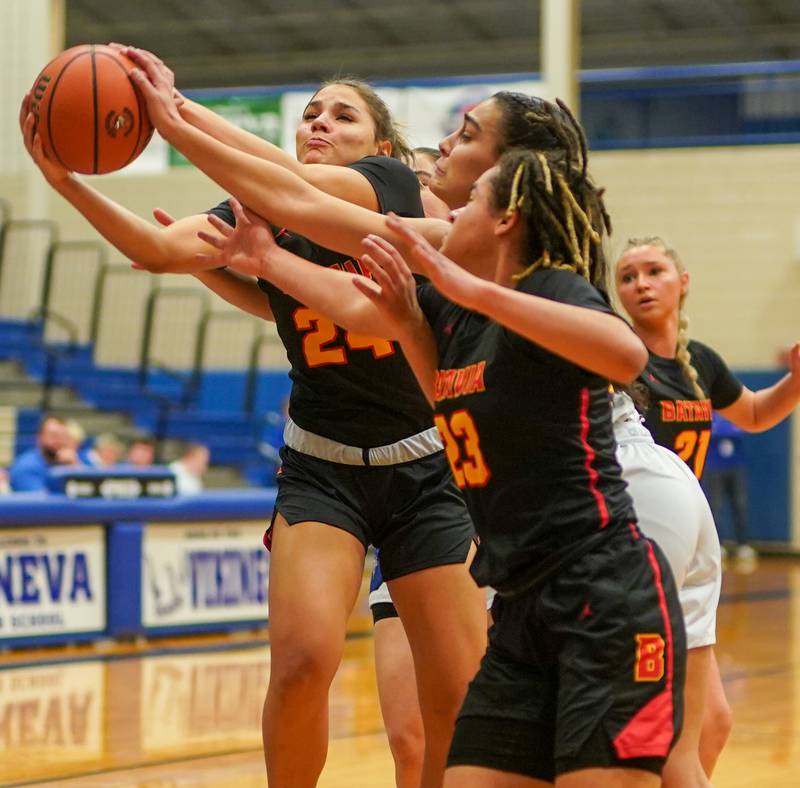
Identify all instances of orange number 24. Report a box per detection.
[293,308,395,368]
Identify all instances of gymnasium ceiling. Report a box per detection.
[65,0,800,89]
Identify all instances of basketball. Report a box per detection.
[29,44,154,175]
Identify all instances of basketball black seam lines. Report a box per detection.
[94,51,146,169]
[91,46,99,174]
[45,49,88,172]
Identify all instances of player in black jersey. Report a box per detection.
[202,128,688,783]
[194,95,487,788]
[616,236,800,481]
[615,236,800,778]
[134,71,680,780]
[176,91,608,787]
[367,150,685,788]
[368,146,497,788]
[22,64,488,788]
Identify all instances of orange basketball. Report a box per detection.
[29,44,154,175]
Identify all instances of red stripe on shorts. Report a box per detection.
[612,537,676,759]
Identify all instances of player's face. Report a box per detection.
[431,99,503,210]
[615,246,688,327]
[296,85,387,165]
[413,152,451,220]
[412,152,437,188]
[439,168,501,278]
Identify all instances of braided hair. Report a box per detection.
[623,237,705,400]
[492,93,594,182]
[488,145,612,289]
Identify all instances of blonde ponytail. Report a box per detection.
[675,311,706,400]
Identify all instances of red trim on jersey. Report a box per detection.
[579,387,610,528]
[613,537,676,759]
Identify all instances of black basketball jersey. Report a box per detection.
[637,340,742,479]
[418,269,636,593]
[209,156,431,447]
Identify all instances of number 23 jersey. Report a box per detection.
[418,269,636,593]
[637,340,742,480]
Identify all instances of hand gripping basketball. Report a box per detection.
[27,44,154,175]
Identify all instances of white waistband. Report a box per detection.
[283,418,443,466]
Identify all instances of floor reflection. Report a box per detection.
[2,557,800,787]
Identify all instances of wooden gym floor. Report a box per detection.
[1,556,798,787]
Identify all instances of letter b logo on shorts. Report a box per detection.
[634,633,665,682]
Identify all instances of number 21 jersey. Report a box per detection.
[637,340,742,479]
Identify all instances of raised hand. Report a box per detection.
[111,44,185,108]
[196,197,277,278]
[19,91,71,185]
[385,213,482,309]
[354,234,425,339]
[126,48,183,134]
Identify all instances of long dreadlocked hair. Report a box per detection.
[492,94,603,196]
[621,237,705,400]
[488,145,611,289]
[493,93,578,159]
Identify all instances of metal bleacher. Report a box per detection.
[0,198,290,487]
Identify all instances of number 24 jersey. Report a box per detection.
[208,155,430,448]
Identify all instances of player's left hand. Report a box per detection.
[355,234,425,339]
[20,92,71,185]
[196,197,276,278]
[114,45,185,108]
[127,49,183,135]
[385,212,482,309]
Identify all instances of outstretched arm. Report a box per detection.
[151,206,274,321]
[198,199,389,336]
[20,93,226,273]
[198,202,437,401]
[719,343,800,431]
[386,215,648,384]
[355,235,438,403]
[128,62,449,264]
[121,47,384,211]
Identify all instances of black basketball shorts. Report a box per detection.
[448,525,686,781]
[270,445,474,581]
